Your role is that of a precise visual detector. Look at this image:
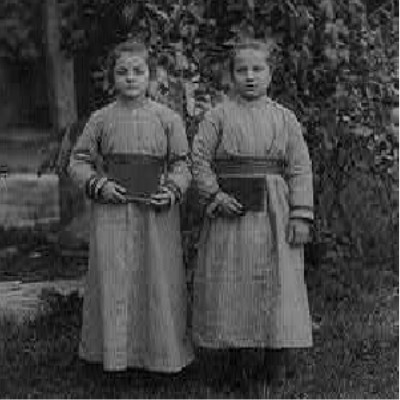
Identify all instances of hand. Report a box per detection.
[206,191,244,218]
[286,219,311,246]
[150,186,175,210]
[100,181,127,204]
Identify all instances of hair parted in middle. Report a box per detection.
[228,38,277,77]
[106,39,156,89]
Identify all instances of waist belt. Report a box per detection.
[214,157,285,177]
[104,153,164,166]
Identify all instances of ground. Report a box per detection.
[0,242,398,398]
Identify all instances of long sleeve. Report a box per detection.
[68,111,105,199]
[191,110,221,203]
[285,112,314,221]
[164,113,192,197]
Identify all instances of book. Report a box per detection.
[218,175,266,212]
[105,154,164,202]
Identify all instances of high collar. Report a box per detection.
[116,96,150,110]
[234,93,271,108]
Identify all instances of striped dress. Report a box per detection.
[191,95,314,348]
[69,98,194,372]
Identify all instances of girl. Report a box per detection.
[69,40,194,373]
[191,40,314,387]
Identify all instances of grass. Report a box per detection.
[0,259,398,399]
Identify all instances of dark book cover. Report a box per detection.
[105,154,163,201]
[218,175,266,212]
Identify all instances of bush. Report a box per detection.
[36,0,398,266]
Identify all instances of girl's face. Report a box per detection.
[113,52,149,100]
[232,49,271,100]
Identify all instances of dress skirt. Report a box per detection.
[192,174,313,348]
[79,202,194,372]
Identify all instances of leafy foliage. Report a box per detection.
[7,0,398,265]
[0,0,43,61]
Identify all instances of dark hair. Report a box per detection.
[229,39,276,77]
[106,39,154,88]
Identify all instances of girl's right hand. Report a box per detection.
[100,181,127,204]
[206,191,244,218]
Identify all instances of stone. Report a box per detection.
[0,279,85,322]
[0,173,59,229]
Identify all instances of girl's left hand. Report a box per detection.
[150,186,176,209]
[286,219,311,246]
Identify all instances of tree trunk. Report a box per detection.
[43,0,77,133]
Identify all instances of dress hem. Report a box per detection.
[192,335,313,349]
[79,352,195,373]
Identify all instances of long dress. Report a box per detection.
[69,98,194,372]
[191,95,314,349]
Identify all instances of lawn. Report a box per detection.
[0,255,398,398]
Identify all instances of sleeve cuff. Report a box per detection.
[85,175,108,200]
[164,180,183,203]
[290,205,314,221]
